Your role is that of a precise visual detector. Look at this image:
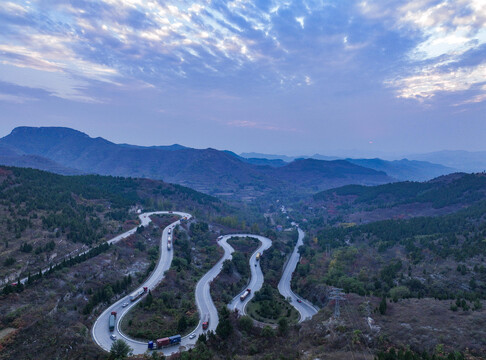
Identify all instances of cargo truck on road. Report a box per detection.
[150,334,182,349]
[202,314,210,330]
[109,311,117,331]
[129,287,148,302]
[240,289,251,301]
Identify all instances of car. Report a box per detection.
[122,302,129,308]
[110,334,117,341]
[189,333,196,339]
[297,299,302,303]
[255,264,257,267]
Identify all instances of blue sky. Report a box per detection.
[0,0,485,156]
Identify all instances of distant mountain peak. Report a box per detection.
[11,126,90,138]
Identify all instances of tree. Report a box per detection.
[379,296,387,315]
[277,317,289,335]
[261,325,275,338]
[144,290,153,308]
[197,333,207,344]
[109,339,133,359]
[216,307,232,339]
[178,315,187,332]
[238,315,254,333]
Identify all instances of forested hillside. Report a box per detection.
[297,173,486,227]
[0,166,226,285]
[287,178,486,356]
[314,172,486,209]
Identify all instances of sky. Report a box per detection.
[0,0,485,157]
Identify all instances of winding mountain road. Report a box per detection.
[92,211,191,355]
[228,235,273,315]
[92,213,316,355]
[278,227,319,322]
[190,234,236,335]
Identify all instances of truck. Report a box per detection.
[202,314,210,330]
[154,334,182,349]
[129,287,148,302]
[167,240,171,251]
[169,335,182,345]
[256,252,261,261]
[240,289,251,301]
[109,311,117,332]
[156,337,170,348]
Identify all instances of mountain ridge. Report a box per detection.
[0,126,393,198]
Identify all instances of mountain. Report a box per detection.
[0,144,82,175]
[313,172,486,207]
[239,152,455,181]
[407,150,486,173]
[407,150,486,172]
[120,143,188,151]
[239,152,296,163]
[225,151,287,167]
[0,127,393,198]
[271,158,391,191]
[345,158,455,181]
[239,152,339,162]
[291,172,486,227]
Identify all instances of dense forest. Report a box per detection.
[314,173,486,209]
[292,196,486,306]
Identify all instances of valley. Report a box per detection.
[0,162,485,360]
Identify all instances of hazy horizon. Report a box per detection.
[2,125,486,161]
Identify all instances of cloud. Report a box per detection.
[361,0,486,103]
[0,63,104,103]
[387,63,486,100]
[0,0,484,106]
[0,92,37,104]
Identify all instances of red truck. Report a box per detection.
[240,289,251,301]
[202,314,210,330]
[156,337,170,348]
[155,335,181,348]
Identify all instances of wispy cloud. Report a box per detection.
[0,92,37,104]
[387,63,486,100]
[361,0,486,103]
[0,0,484,107]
